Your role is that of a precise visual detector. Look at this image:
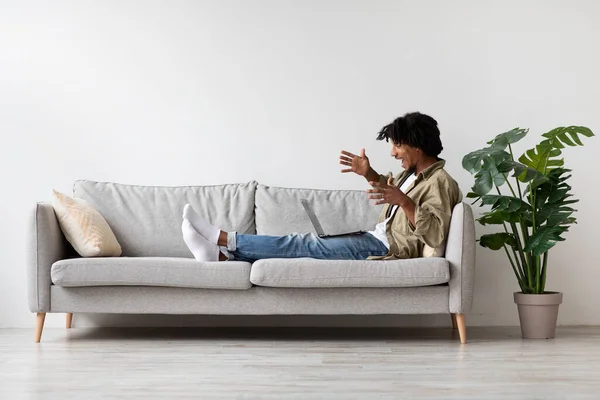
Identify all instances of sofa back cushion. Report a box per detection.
[254,184,383,236]
[73,180,257,257]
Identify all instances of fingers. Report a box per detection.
[367,183,388,205]
[340,168,353,173]
[369,181,391,190]
[368,187,386,202]
[368,193,387,205]
[369,180,393,188]
[387,176,393,185]
[340,150,357,158]
[360,148,366,158]
[340,155,355,171]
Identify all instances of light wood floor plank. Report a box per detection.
[1,326,599,399]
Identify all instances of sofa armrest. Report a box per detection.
[445,203,476,314]
[27,202,72,312]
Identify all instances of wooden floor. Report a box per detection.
[1,326,600,399]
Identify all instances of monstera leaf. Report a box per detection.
[487,128,529,150]
[536,203,577,226]
[533,168,579,227]
[462,146,507,174]
[519,126,594,173]
[497,160,547,186]
[523,225,569,257]
[463,149,513,195]
[519,140,564,172]
[479,195,530,213]
[477,210,522,225]
[479,233,518,250]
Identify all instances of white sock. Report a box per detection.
[181,219,220,262]
[182,204,221,245]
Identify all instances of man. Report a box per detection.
[181,112,462,262]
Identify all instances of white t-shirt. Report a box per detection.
[368,173,417,249]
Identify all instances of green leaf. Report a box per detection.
[477,210,521,225]
[532,167,579,227]
[519,141,557,173]
[524,226,568,256]
[479,233,518,250]
[521,126,594,174]
[462,147,493,174]
[542,126,595,141]
[557,132,576,146]
[560,199,579,206]
[568,131,584,145]
[557,172,572,182]
[487,128,529,150]
[480,195,530,213]
[462,147,509,174]
[546,159,565,168]
[471,171,493,196]
[536,204,577,226]
[548,189,569,203]
[497,160,547,184]
[470,152,512,196]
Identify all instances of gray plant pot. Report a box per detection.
[514,292,563,339]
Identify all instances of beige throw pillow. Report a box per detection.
[51,190,122,257]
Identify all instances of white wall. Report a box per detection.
[1,0,599,329]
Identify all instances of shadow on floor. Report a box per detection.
[60,326,527,343]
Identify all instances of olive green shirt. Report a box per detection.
[368,160,462,260]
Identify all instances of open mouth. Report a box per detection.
[397,158,408,168]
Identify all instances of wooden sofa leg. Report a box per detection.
[451,313,458,330]
[35,313,46,343]
[455,313,467,344]
[66,313,73,329]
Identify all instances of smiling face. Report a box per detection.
[391,142,421,171]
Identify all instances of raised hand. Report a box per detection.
[340,148,371,177]
[367,176,409,206]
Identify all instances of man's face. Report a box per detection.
[391,142,420,171]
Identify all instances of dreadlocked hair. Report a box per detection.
[376,112,443,158]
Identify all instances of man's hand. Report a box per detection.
[367,177,410,206]
[340,148,370,177]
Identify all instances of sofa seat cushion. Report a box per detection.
[51,257,252,290]
[249,257,450,288]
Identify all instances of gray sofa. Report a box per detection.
[28,180,476,343]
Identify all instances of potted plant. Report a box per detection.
[462,126,594,339]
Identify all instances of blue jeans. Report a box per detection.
[227,232,389,263]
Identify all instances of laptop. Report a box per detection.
[300,199,366,238]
